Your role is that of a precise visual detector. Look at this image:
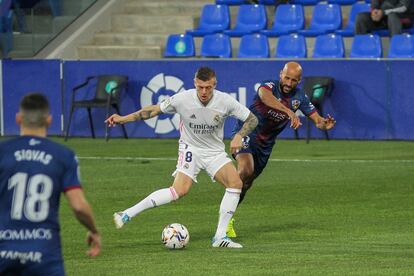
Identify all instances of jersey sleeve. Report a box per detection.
[160,94,180,114]
[63,153,82,192]
[299,94,317,116]
[226,94,250,122]
[258,81,277,93]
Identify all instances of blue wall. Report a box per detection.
[2,60,414,140]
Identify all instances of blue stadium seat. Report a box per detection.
[261,4,305,37]
[200,33,232,58]
[335,3,370,37]
[328,0,357,5]
[298,3,342,37]
[238,33,270,58]
[186,4,230,37]
[373,27,414,37]
[388,34,414,58]
[312,34,344,58]
[164,34,195,57]
[290,0,319,6]
[259,0,275,4]
[224,4,267,37]
[350,34,382,58]
[275,34,307,58]
[216,0,246,4]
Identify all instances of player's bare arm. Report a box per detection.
[105,105,162,126]
[65,189,101,257]
[309,113,336,130]
[258,87,302,129]
[230,112,258,155]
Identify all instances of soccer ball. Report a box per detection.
[161,223,190,249]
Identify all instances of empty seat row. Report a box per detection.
[187,3,411,39]
[165,33,414,58]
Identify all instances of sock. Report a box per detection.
[124,187,179,218]
[214,188,241,240]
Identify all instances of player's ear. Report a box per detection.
[16,112,22,126]
[46,115,52,127]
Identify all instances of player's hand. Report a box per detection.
[86,231,101,257]
[230,134,243,155]
[287,111,302,130]
[317,114,336,130]
[105,114,123,127]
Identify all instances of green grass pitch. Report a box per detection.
[53,138,414,275]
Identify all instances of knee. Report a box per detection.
[227,178,243,189]
[171,185,190,198]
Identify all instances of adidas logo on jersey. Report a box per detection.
[190,114,197,119]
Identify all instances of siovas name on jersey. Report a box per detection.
[14,149,53,165]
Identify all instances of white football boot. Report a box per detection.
[212,236,243,248]
[113,212,130,229]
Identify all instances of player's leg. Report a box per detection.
[114,173,191,228]
[236,152,256,205]
[113,173,192,229]
[211,161,243,248]
[114,142,199,229]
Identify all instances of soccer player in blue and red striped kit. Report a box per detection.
[0,93,101,275]
[227,62,336,237]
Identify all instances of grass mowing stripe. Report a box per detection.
[78,156,414,163]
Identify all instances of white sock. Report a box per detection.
[124,187,179,218]
[214,188,241,240]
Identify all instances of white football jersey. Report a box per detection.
[160,89,250,152]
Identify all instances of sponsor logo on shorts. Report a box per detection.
[183,163,189,169]
[0,228,52,240]
[0,250,42,264]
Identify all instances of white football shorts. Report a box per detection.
[172,140,232,183]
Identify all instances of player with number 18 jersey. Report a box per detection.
[0,136,81,274]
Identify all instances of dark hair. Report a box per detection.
[20,93,50,128]
[195,67,216,81]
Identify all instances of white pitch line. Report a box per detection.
[78,156,414,163]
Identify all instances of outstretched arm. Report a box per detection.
[105,105,162,126]
[230,112,258,155]
[258,87,302,129]
[65,189,101,257]
[308,112,336,130]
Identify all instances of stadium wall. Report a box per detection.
[1,59,413,140]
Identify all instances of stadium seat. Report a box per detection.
[312,34,345,58]
[335,2,370,37]
[186,4,230,37]
[259,0,276,4]
[290,0,319,6]
[295,77,334,143]
[65,75,129,141]
[388,34,414,58]
[298,3,342,37]
[224,4,267,37]
[275,34,307,58]
[200,33,232,58]
[349,34,382,58]
[261,4,305,37]
[164,34,195,57]
[216,0,246,5]
[328,0,357,5]
[0,0,13,58]
[237,33,270,58]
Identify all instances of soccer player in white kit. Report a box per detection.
[106,67,258,248]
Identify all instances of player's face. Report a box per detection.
[279,69,301,94]
[194,77,216,105]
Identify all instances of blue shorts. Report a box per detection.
[0,258,65,276]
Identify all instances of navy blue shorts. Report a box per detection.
[0,258,65,276]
